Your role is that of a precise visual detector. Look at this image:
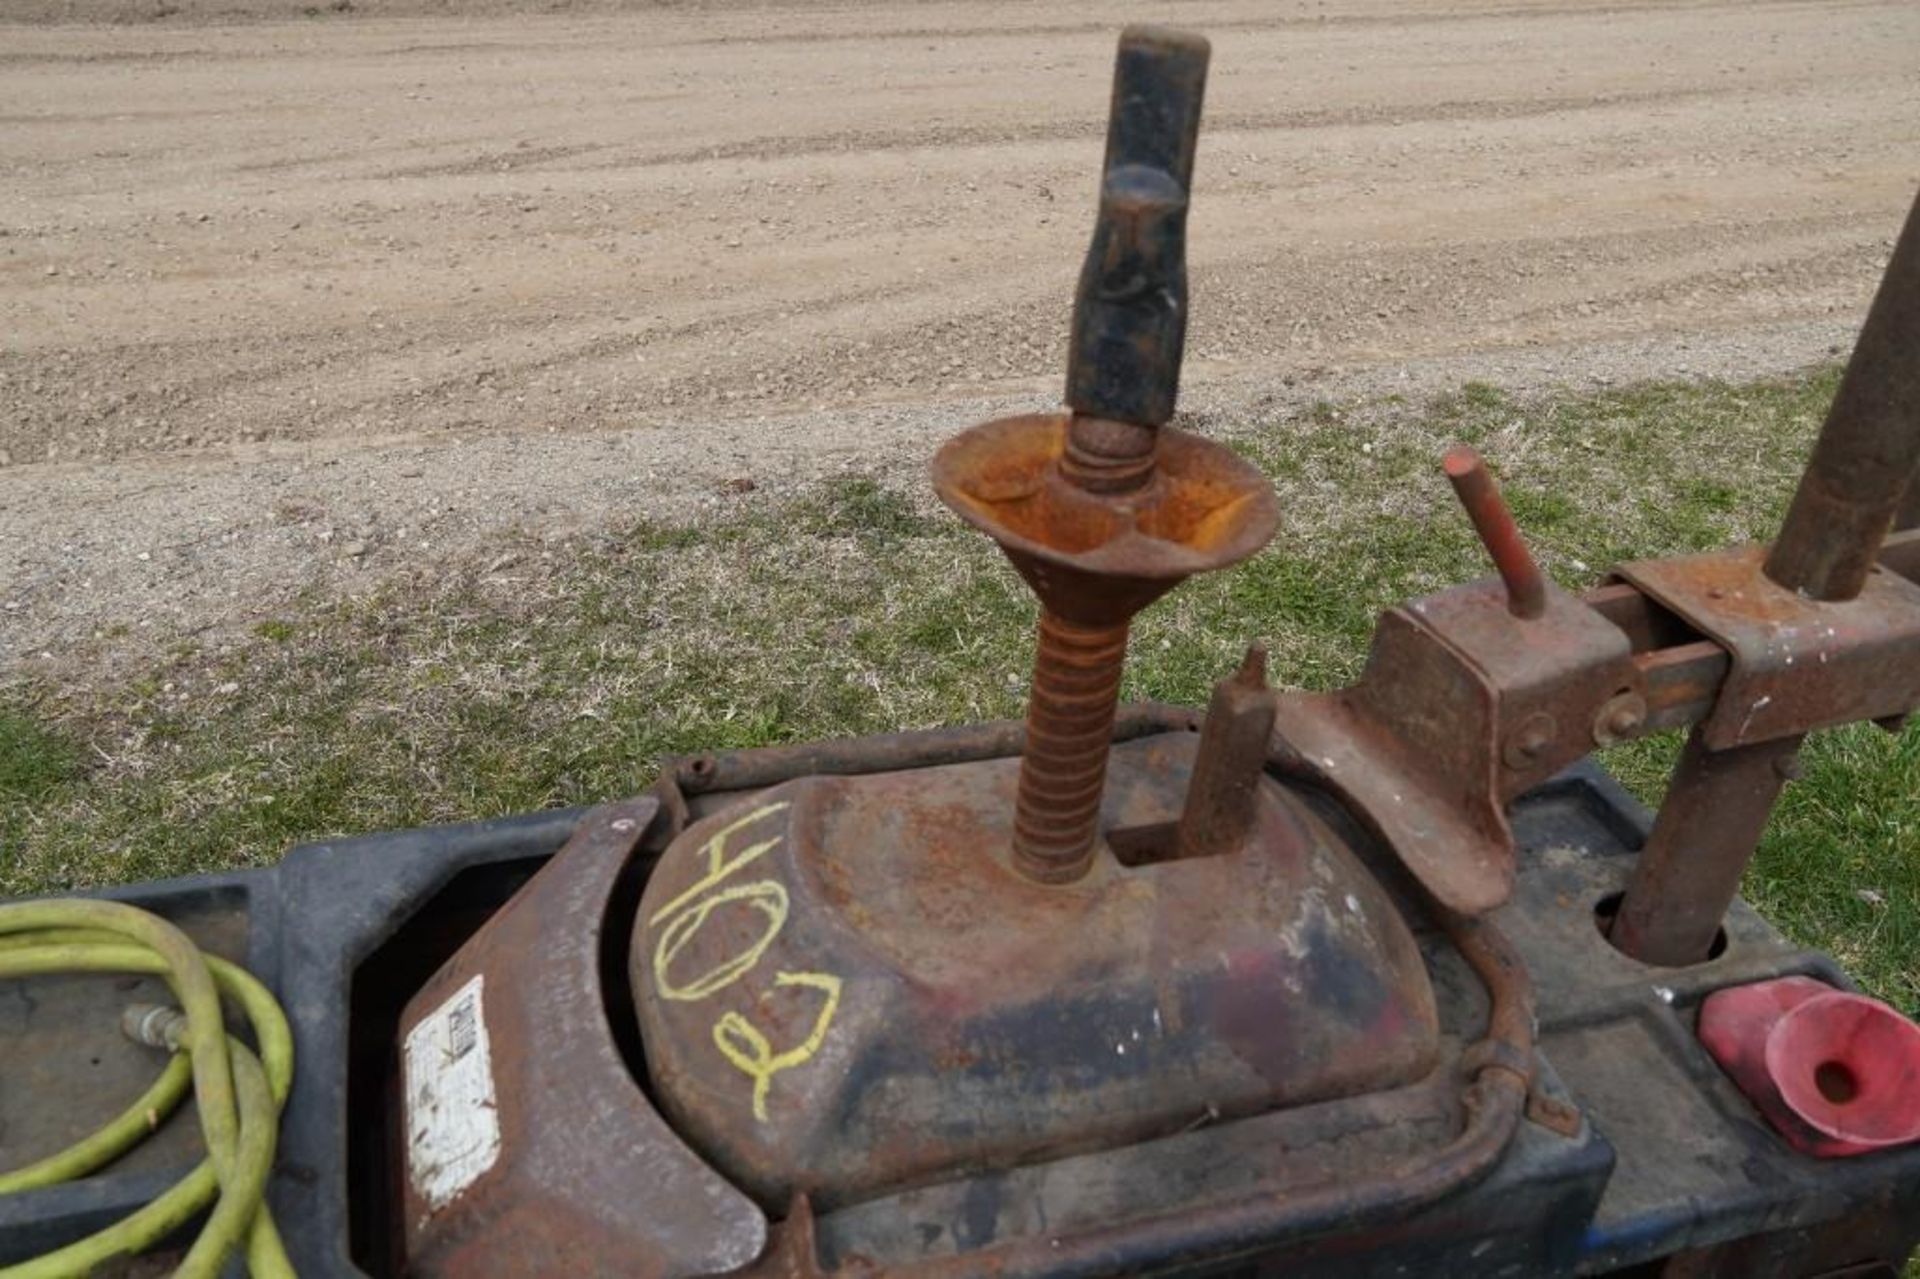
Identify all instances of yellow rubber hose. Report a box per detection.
[0,900,295,1278]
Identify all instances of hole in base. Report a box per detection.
[1107,819,1182,867]
[1593,891,1728,964]
[1814,1059,1860,1105]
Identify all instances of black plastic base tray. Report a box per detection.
[0,807,581,1274]
[2,762,1916,1278]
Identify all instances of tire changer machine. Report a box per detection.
[4,26,1920,1279]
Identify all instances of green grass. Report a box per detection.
[2,364,1914,1018]
[1,711,79,808]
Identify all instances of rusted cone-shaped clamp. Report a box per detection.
[933,27,1277,885]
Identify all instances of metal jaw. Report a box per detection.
[1270,193,1920,941]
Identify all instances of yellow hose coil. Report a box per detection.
[0,899,295,1278]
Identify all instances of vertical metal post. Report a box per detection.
[1614,189,1920,964]
[1765,190,1920,600]
[1610,733,1801,966]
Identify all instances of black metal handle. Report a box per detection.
[1064,26,1209,429]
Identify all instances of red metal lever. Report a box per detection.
[1444,446,1547,620]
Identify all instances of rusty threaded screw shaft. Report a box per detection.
[930,29,1261,887]
[1012,613,1131,883]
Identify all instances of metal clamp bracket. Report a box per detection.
[1615,544,1920,750]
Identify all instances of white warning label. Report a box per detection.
[404,973,501,1214]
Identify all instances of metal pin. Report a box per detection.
[1444,446,1547,620]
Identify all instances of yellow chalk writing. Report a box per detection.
[652,879,789,1002]
[648,802,791,927]
[712,971,844,1122]
[646,798,846,1120]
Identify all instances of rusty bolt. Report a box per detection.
[1502,712,1558,770]
[1592,691,1648,746]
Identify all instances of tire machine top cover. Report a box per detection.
[386,26,1920,1277]
[6,24,1920,1279]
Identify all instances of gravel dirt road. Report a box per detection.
[3,0,1918,667]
